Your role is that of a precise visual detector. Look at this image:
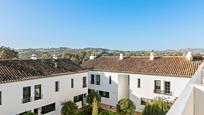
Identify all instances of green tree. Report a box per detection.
[86,91,101,105]
[40,52,51,59]
[22,112,37,115]
[142,98,172,115]
[61,100,78,115]
[0,46,18,59]
[116,98,136,115]
[92,97,98,115]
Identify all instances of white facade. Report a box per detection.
[0,72,88,115]
[88,71,190,112]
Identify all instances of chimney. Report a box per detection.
[186,51,193,61]
[150,52,154,60]
[119,53,124,60]
[31,54,37,60]
[90,54,96,60]
[52,55,58,68]
[53,55,58,60]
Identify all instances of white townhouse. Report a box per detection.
[0,58,88,115]
[82,53,203,112]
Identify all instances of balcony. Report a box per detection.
[22,97,32,103]
[34,94,43,101]
[153,89,173,96]
[153,89,162,94]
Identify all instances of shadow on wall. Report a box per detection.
[89,72,141,112]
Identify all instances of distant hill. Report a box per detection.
[17,47,204,64]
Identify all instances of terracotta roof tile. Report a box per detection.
[81,56,203,77]
[0,59,83,83]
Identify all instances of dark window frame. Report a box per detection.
[96,75,100,85]
[41,103,56,114]
[34,84,42,100]
[91,74,95,84]
[71,79,74,88]
[83,77,87,88]
[23,86,31,103]
[154,80,161,94]
[0,91,1,105]
[109,76,112,84]
[74,94,83,102]
[137,78,141,88]
[164,81,171,94]
[55,81,59,92]
[99,91,109,98]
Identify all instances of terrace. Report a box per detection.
[167,63,204,115]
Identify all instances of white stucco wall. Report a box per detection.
[88,71,119,106]
[129,74,190,111]
[194,85,204,115]
[118,74,129,100]
[0,72,88,115]
[88,71,190,112]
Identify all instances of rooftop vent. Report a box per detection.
[119,53,124,60]
[31,54,37,60]
[186,51,193,61]
[150,52,154,60]
[90,54,96,60]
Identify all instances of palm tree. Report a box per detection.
[61,100,78,115]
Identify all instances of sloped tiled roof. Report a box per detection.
[0,59,84,83]
[81,56,203,77]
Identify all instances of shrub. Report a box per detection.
[23,112,37,115]
[142,98,172,115]
[116,98,136,115]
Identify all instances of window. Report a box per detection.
[99,91,109,98]
[41,103,56,114]
[141,98,152,105]
[88,89,95,93]
[55,81,59,92]
[83,77,87,88]
[74,94,83,102]
[164,81,171,94]
[0,91,1,105]
[91,74,95,84]
[23,86,31,103]
[96,75,100,85]
[137,79,141,88]
[34,85,42,100]
[154,80,161,94]
[71,79,74,88]
[109,76,112,84]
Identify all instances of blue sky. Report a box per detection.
[0,0,204,50]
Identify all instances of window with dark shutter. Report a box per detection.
[109,76,112,84]
[83,77,87,88]
[96,75,100,85]
[55,81,59,92]
[91,74,95,84]
[71,79,74,88]
[137,79,141,88]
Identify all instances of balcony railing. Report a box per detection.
[22,97,32,103]
[22,94,43,103]
[163,90,173,96]
[153,89,162,94]
[34,94,43,101]
[153,89,173,96]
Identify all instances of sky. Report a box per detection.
[0,0,204,51]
